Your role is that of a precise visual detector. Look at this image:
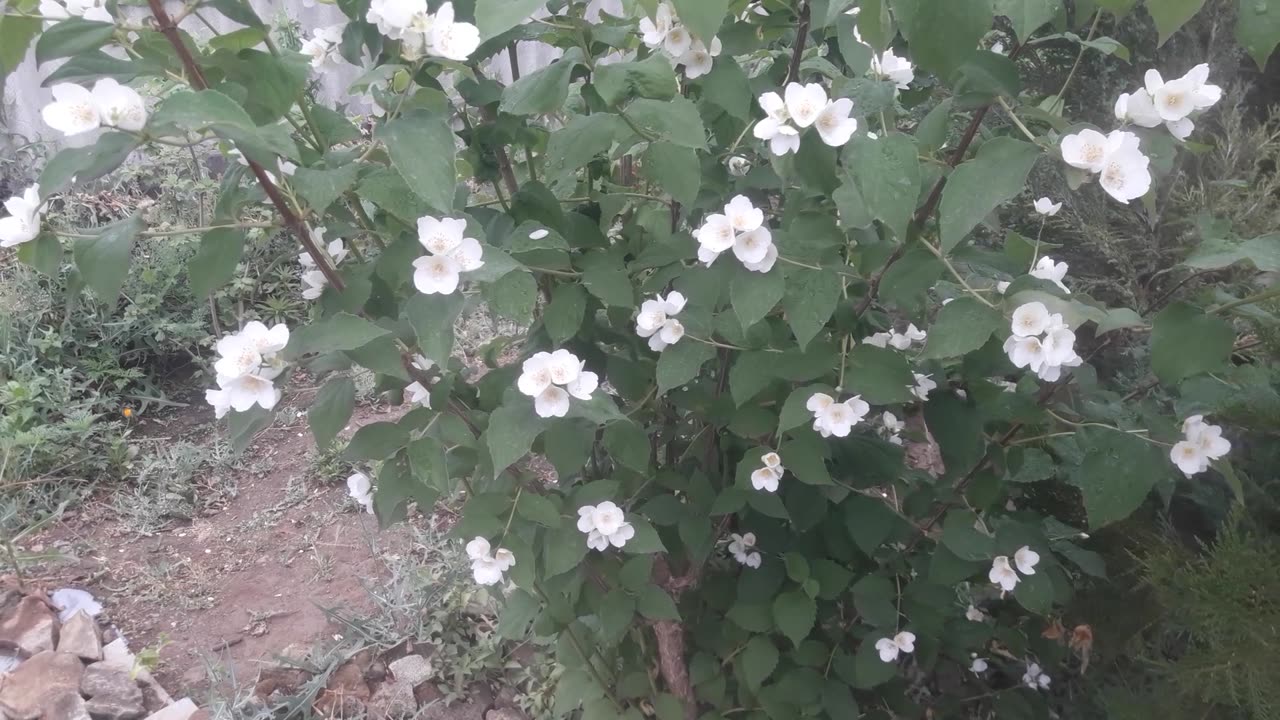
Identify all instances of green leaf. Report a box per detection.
[849,133,920,241]
[1182,232,1280,272]
[206,48,308,124]
[597,590,635,644]
[700,57,752,120]
[1071,427,1170,528]
[604,421,650,473]
[740,636,780,691]
[39,132,140,197]
[731,267,786,329]
[782,269,841,350]
[851,638,898,688]
[545,284,588,344]
[516,493,563,527]
[642,142,700,208]
[1148,0,1207,44]
[905,0,993,77]
[290,164,360,214]
[358,167,433,223]
[310,376,356,448]
[1013,570,1055,614]
[405,293,466,365]
[625,518,667,554]
[487,402,549,475]
[994,0,1062,40]
[288,313,390,357]
[227,406,273,454]
[189,228,245,298]
[0,15,40,79]
[656,340,717,394]
[778,384,834,435]
[344,421,410,461]
[207,26,268,52]
[16,233,62,277]
[949,50,1021,101]
[670,0,730,42]
[378,110,457,215]
[772,590,816,648]
[843,345,916,404]
[500,48,583,115]
[582,264,634,307]
[35,18,116,62]
[919,297,1003,359]
[543,526,588,577]
[1237,0,1280,69]
[625,97,707,150]
[940,510,996,560]
[151,90,298,162]
[593,53,679,105]
[484,270,537,323]
[1150,302,1235,385]
[637,586,680,620]
[407,436,450,492]
[74,214,144,303]
[939,137,1041,252]
[544,114,624,183]
[476,0,547,40]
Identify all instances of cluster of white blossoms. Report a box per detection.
[0,184,48,249]
[1115,64,1221,140]
[42,80,147,137]
[807,392,871,438]
[870,49,915,90]
[1170,415,1231,476]
[518,349,598,418]
[695,195,776,272]
[988,545,1040,592]
[635,291,687,352]
[753,83,858,155]
[405,354,435,408]
[205,321,290,418]
[879,411,905,445]
[300,24,346,71]
[346,472,375,514]
[577,502,634,551]
[413,215,485,295]
[875,631,917,663]
[1030,256,1071,294]
[299,228,349,300]
[909,373,937,401]
[1003,302,1082,382]
[638,3,723,79]
[466,537,516,585]
[367,0,479,62]
[1022,662,1052,690]
[1060,128,1151,203]
[750,452,785,492]
[1033,197,1062,216]
[38,0,110,24]
[863,323,927,351]
[727,532,762,568]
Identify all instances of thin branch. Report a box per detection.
[785,1,811,85]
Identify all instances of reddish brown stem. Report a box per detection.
[785,1,810,86]
[654,620,696,720]
[144,0,345,293]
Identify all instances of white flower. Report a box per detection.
[807,392,871,438]
[1040,325,1080,368]
[863,332,892,348]
[750,451,784,492]
[1014,545,1040,575]
[565,364,598,400]
[546,349,581,385]
[647,320,686,352]
[814,98,858,147]
[888,323,927,350]
[1170,440,1209,476]
[909,373,936,402]
[1059,128,1110,173]
[411,354,434,372]
[696,213,736,253]
[206,323,289,417]
[991,40,1006,54]
[1011,302,1052,337]
[727,532,761,568]
[412,216,483,295]
[40,0,111,23]
[965,604,986,622]
[0,184,46,248]
[874,631,916,663]
[724,195,764,233]
[742,244,778,273]
[519,351,594,416]
[92,79,147,131]
[367,0,427,38]
[1096,131,1152,203]
[1003,335,1046,374]
[971,657,989,673]
[1114,89,1164,129]
[635,291,686,349]
[205,388,232,420]
[42,83,101,136]
[870,49,914,89]
[677,36,721,79]
[879,411,905,445]
[300,269,328,300]
[1030,257,1070,294]
[466,536,515,585]
[996,281,1011,294]
[417,215,470,254]
[577,502,635,551]
[1033,197,1061,216]
[1022,663,1051,690]
[534,386,571,418]
[753,91,801,156]
[301,24,345,70]
[663,24,693,57]
[784,82,828,129]
[1145,68,1197,122]
[217,372,283,412]
[1172,415,1230,476]
[412,254,464,294]
[639,2,675,48]
[989,555,1019,592]
[733,226,774,265]
[347,473,375,513]
[727,155,752,176]
[427,2,480,61]
[405,381,431,407]
[518,352,556,397]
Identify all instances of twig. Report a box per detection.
[785,2,811,86]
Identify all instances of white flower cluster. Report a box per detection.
[1170,415,1231,476]
[753,83,858,155]
[42,80,147,137]
[1022,662,1052,690]
[988,545,1040,592]
[300,24,346,71]
[879,411,905,445]
[875,631,916,662]
[750,452,785,492]
[413,216,485,295]
[863,323,927,351]
[909,373,936,401]
[38,0,110,24]
[727,532,762,568]
[577,502,634,551]
[518,349,598,418]
[695,195,776,272]
[466,536,515,585]
[347,472,374,514]
[404,354,435,408]
[367,0,479,62]
[807,392,871,437]
[299,228,349,300]
[1033,197,1061,216]
[870,49,914,90]
[639,3,722,78]
[1003,302,1081,382]
[635,291,687,351]
[1060,128,1150,203]
[0,184,47,249]
[205,321,290,418]
[1030,256,1070,293]
[1115,64,1221,140]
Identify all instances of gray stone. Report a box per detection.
[0,596,57,657]
[44,692,91,720]
[84,695,146,720]
[140,699,197,720]
[81,665,145,720]
[56,612,102,662]
[367,681,416,719]
[485,709,528,720]
[386,655,432,688]
[0,651,84,720]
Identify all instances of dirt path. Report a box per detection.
[29,390,417,698]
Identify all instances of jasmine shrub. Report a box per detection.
[2,0,1279,717]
